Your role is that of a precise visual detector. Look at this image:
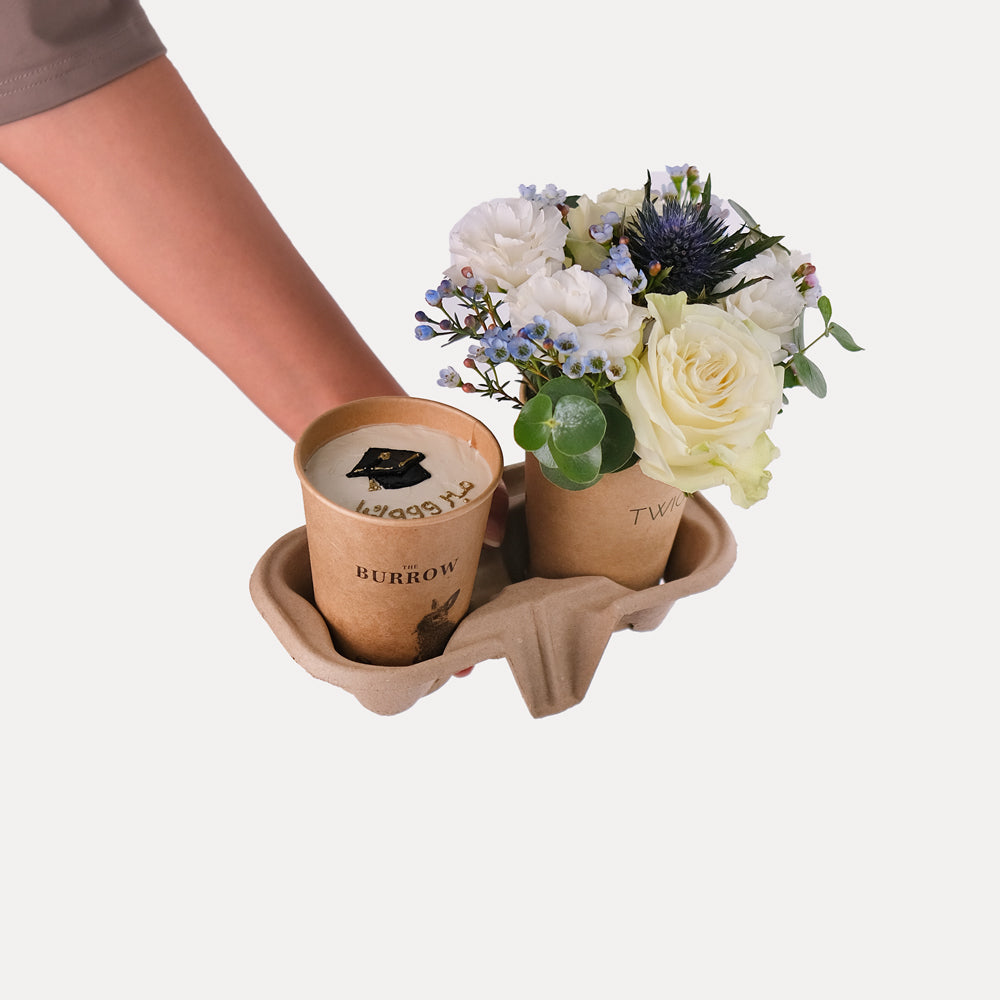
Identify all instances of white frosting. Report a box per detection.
[304,422,493,520]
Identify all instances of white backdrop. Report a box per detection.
[2,2,996,997]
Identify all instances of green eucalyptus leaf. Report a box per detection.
[818,295,833,327]
[539,462,596,491]
[791,354,828,398]
[550,439,602,484]
[513,393,553,451]
[792,312,805,352]
[783,364,801,389]
[550,395,606,456]
[828,322,863,352]
[598,404,636,474]
[533,440,558,468]
[540,375,595,405]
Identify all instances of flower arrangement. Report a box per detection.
[415,166,860,507]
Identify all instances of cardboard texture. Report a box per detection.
[524,454,687,590]
[294,397,504,665]
[251,464,737,718]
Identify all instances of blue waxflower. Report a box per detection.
[627,271,648,294]
[510,336,535,361]
[415,324,436,341]
[519,182,566,206]
[553,330,579,355]
[437,278,454,297]
[597,243,648,294]
[437,366,462,388]
[583,350,609,374]
[532,316,551,338]
[425,288,443,307]
[589,222,614,243]
[561,356,586,379]
[483,337,510,364]
[589,213,619,244]
[606,358,627,382]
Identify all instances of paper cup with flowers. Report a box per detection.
[415,167,861,585]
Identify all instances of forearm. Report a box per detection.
[0,56,403,439]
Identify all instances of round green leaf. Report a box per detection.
[533,441,558,468]
[598,404,636,474]
[513,392,553,451]
[539,462,598,491]
[550,438,602,484]
[540,375,595,405]
[550,395,606,456]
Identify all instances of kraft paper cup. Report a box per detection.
[293,397,504,666]
[524,454,687,590]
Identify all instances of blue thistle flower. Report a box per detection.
[625,198,731,298]
[624,177,784,303]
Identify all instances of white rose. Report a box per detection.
[445,197,567,293]
[564,188,645,270]
[715,247,806,339]
[617,292,784,507]
[507,265,645,361]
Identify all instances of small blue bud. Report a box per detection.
[415,325,435,341]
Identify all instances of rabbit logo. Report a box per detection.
[414,589,461,660]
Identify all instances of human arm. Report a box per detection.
[0,55,404,440]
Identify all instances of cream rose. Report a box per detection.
[617,292,784,507]
[564,188,645,270]
[507,265,645,361]
[445,197,567,293]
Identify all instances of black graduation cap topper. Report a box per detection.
[346,447,431,491]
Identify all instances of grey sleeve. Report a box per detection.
[0,0,166,126]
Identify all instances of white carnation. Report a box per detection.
[445,197,567,293]
[507,266,645,362]
[715,247,807,339]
